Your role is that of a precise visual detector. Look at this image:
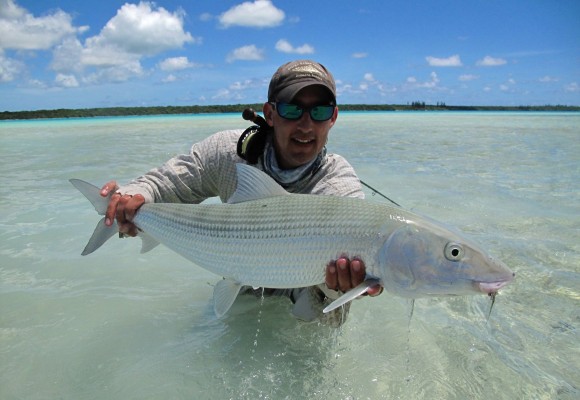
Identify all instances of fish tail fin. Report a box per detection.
[69,179,118,255]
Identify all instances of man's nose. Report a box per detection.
[296,110,315,127]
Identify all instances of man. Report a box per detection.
[100,60,381,325]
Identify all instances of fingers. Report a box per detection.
[367,285,384,297]
[105,193,121,227]
[325,257,384,297]
[325,257,366,292]
[123,194,145,221]
[102,182,145,237]
[349,258,365,287]
[325,261,338,291]
[100,180,118,197]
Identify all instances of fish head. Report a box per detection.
[377,222,514,298]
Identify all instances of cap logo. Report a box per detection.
[290,65,326,81]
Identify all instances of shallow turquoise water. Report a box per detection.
[1,112,578,399]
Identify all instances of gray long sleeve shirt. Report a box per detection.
[118,129,365,326]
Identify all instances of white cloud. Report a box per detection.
[364,73,375,82]
[162,74,177,83]
[211,88,244,101]
[219,0,285,28]
[426,54,462,67]
[158,56,198,71]
[352,52,368,59]
[459,74,479,81]
[48,2,196,85]
[51,38,86,73]
[199,13,213,22]
[539,76,559,83]
[229,79,254,90]
[82,61,144,84]
[564,82,578,92]
[226,44,264,63]
[407,72,440,88]
[0,0,85,51]
[275,39,314,54]
[0,49,24,82]
[55,73,79,88]
[0,0,25,19]
[476,55,507,66]
[96,2,194,56]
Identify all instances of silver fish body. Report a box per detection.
[134,195,391,288]
[71,164,514,316]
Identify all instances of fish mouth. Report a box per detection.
[477,275,514,294]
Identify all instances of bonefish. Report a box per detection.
[70,164,514,316]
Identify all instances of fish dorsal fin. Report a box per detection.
[227,164,289,204]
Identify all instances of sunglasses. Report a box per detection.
[272,102,335,122]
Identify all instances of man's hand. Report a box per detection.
[100,180,145,237]
[325,257,383,296]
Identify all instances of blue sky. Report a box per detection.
[1,0,578,111]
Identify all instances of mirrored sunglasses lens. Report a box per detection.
[278,103,302,120]
[310,106,334,121]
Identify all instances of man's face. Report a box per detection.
[263,86,337,169]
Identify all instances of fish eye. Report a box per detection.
[444,242,464,261]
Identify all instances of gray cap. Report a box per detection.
[268,60,336,104]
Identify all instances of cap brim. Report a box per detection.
[275,83,336,104]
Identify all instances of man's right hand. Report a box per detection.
[100,180,145,237]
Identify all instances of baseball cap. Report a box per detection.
[268,60,336,104]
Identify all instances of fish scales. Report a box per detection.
[134,195,394,288]
[71,164,514,316]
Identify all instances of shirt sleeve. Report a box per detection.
[117,130,243,203]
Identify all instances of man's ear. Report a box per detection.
[262,102,275,127]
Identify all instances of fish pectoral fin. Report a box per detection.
[81,217,118,256]
[139,232,159,253]
[213,278,243,317]
[322,278,381,314]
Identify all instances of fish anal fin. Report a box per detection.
[139,232,160,253]
[292,289,319,322]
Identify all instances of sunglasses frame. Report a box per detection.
[271,102,336,122]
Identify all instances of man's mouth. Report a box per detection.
[292,137,314,144]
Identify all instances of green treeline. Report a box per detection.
[1,103,578,120]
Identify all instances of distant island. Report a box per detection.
[1,103,578,120]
